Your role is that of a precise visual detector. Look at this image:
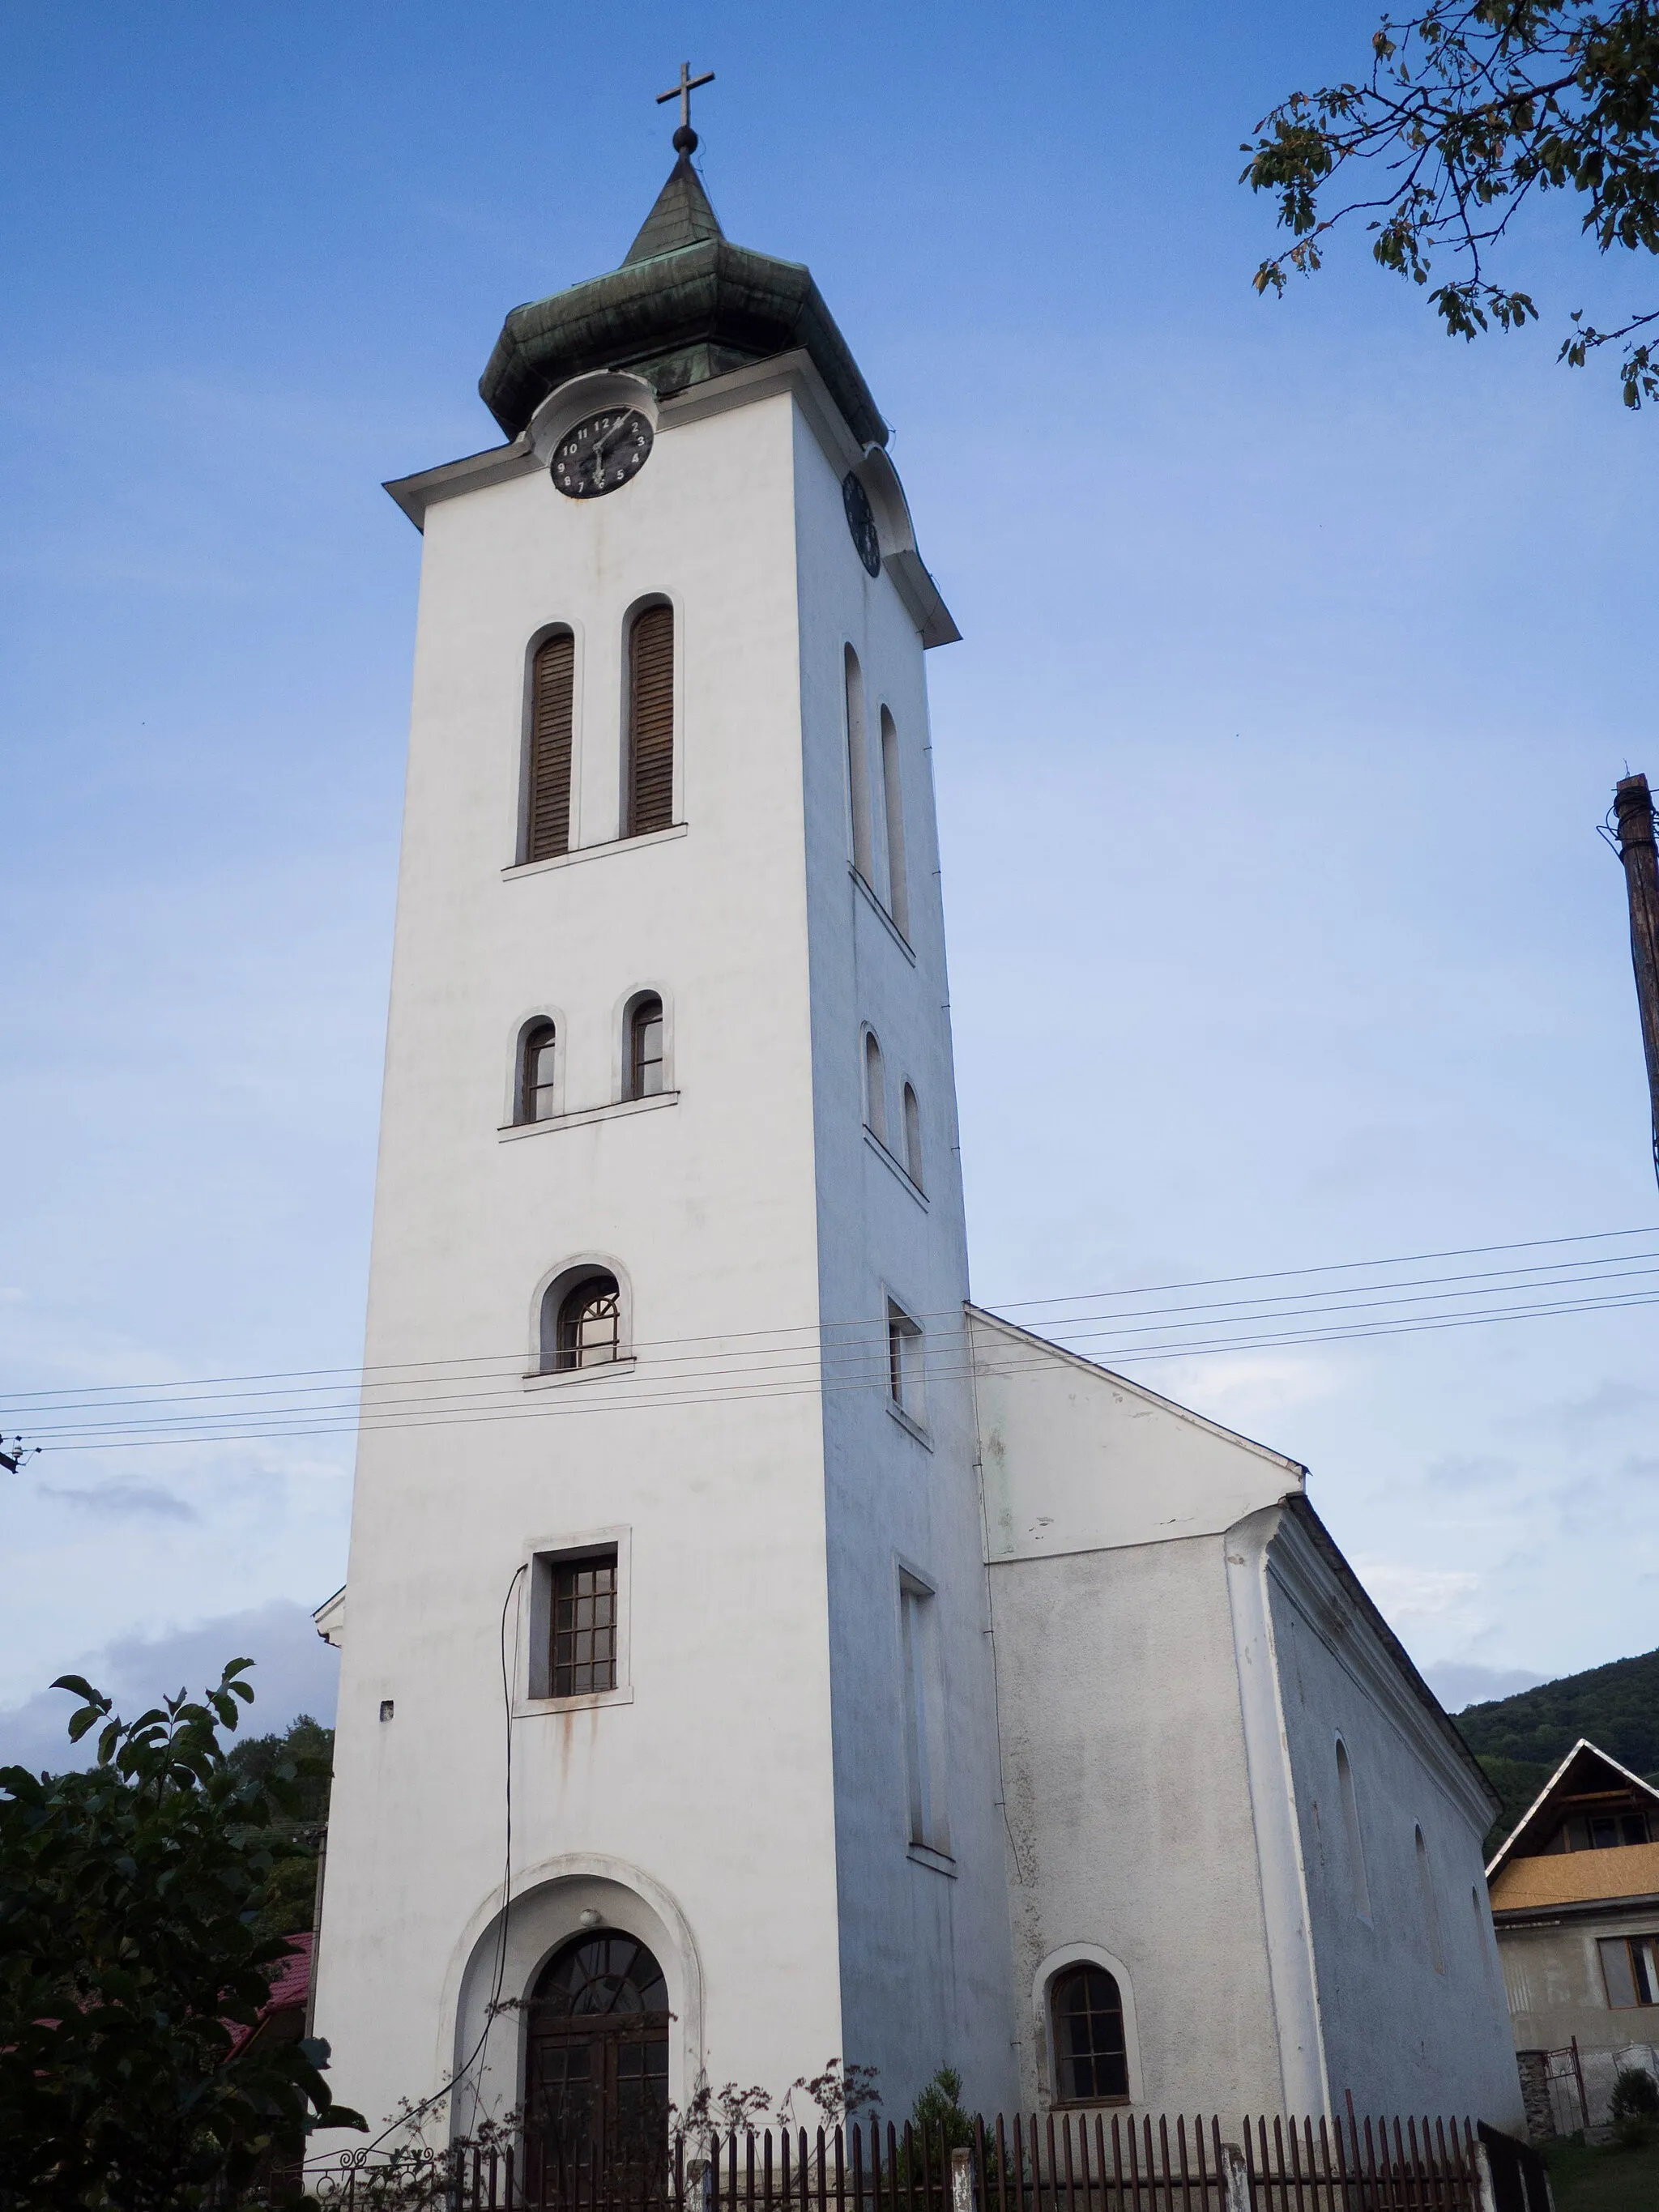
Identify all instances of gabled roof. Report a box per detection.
[1486,1737,1659,1880]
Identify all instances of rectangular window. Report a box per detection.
[888,1301,924,1425]
[1600,1935,1659,2007]
[899,1573,949,1857]
[545,1549,618,1698]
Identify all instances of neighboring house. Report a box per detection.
[308,122,1525,2168]
[1488,1740,1659,2136]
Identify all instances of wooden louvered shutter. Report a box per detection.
[628,603,675,837]
[527,633,574,861]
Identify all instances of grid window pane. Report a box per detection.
[1054,1965,1129,2101]
[552,1554,618,1698]
[556,1277,621,1370]
[630,1001,664,1098]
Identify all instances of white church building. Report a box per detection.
[310,113,1525,2163]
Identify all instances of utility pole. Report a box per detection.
[1612,773,1659,1190]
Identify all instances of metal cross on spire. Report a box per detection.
[657,62,714,151]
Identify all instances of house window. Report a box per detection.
[1600,1934,1659,2008]
[628,996,665,1099]
[1051,1965,1129,2102]
[543,1273,622,1373]
[627,603,675,837]
[880,707,909,937]
[518,1021,558,1124]
[845,646,874,881]
[888,1300,923,1424]
[1336,1739,1371,1920]
[902,1083,923,1191]
[525,631,574,863]
[899,1573,949,1855]
[864,1029,886,1146]
[1415,1825,1445,1974]
[548,1550,619,1697]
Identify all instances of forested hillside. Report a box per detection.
[1452,1647,1659,1854]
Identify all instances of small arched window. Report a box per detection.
[863,1029,886,1147]
[845,646,874,881]
[880,706,909,937]
[627,603,675,837]
[518,1021,558,1125]
[628,996,665,1100]
[1050,1963,1128,2102]
[542,1272,623,1374]
[525,631,574,863]
[1336,1739,1371,1920]
[902,1082,923,1191]
[1416,1824,1446,1973]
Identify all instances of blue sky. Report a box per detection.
[2,1,1657,1766]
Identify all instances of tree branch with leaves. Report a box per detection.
[1243,1,1659,403]
[0,1660,364,2212]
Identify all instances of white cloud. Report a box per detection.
[1423,1660,1551,1715]
[1353,1558,1483,1634]
[0,1599,339,1774]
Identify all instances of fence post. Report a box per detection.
[952,2147,974,2212]
[1220,2141,1250,2212]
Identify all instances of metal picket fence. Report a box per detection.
[306,2108,1549,2212]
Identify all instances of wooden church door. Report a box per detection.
[524,1931,671,2206]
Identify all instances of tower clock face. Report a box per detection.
[842,471,882,577]
[551,409,654,499]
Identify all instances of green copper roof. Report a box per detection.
[622,151,723,264]
[479,155,888,447]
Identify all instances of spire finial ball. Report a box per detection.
[673,124,698,155]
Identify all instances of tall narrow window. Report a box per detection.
[863,1029,886,1146]
[526,632,574,862]
[627,603,675,837]
[1050,1966,1129,2102]
[518,1021,558,1125]
[550,1550,618,1696]
[1415,1825,1445,1973]
[1336,1740,1371,1920]
[902,1083,923,1191]
[628,996,665,1099]
[880,706,909,937]
[888,1299,924,1425]
[541,1272,622,1373]
[845,646,874,881]
[900,1575,949,1854]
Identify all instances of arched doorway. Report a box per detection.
[524,1929,670,2205]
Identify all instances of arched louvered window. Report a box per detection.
[902,1082,923,1190]
[880,706,909,937]
[863,1030,886,1147]
[526,632,574,862]
[845,646,874,881]
[1051,1964,1129,2102]
[542,1272,623,1374]
[627,995,664,1100]
[627,603,675,837]
[518,1021,558,1125]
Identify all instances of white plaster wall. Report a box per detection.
[1261,1512,1525,2129]
[316,386,850,2138]
[793,415,1017,2116]
[988,1531,1288,2118]
[974,1315,1300,2116]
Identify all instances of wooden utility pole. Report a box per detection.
[1612,773,1659,1188]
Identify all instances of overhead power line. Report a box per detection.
[2,1225,1656,1455]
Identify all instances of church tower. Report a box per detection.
[313,103,1017,2150]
